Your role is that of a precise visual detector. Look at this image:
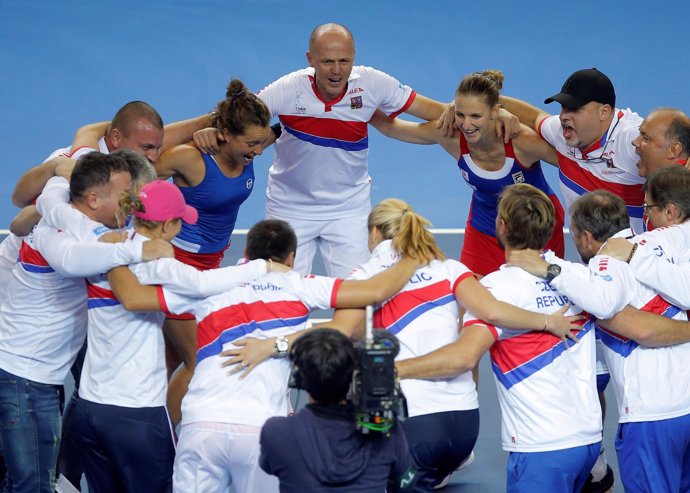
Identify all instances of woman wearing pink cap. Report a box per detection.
[71,180,281,493]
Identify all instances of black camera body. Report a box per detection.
[351,329,407,435]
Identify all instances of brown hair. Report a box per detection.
[211,79,270,136]
[497,184,555,250]
[456,69,505,107]
[368,198,444,264]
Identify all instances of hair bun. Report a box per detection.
[226,79,246,99]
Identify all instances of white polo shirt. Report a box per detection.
[349,240,478,417]
[258,66,415,220]
[160,271,342,427]
[464,253,601,453]
[538,109,644,231]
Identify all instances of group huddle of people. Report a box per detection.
[1,20,690,493]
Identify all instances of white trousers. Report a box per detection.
[267,212,369,277]
[173,422,278,493]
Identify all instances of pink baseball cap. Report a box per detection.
[132,180,198,225]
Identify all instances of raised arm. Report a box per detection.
[456,273,581,343]
[334,256,419,308]
[322,308,367,339]
[512,124,559,167]
[599,305,690,347]
[369,110,459,159]
[108,266,162,311]
[396,323,493,379]
[616,238,690,310]
[9,205,41,237]
[71,121,109,151]
[162,113,215,151]
[12,155,75,207]
[220,307,367,378]
[135,258,282,299]
[499,95,550,133]
[404,94,447,122]
[508,249,633,320]
[153,144,203,184]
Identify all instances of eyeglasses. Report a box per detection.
[642,202,663,212]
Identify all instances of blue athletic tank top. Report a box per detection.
[457,137,557,236]
[173,153,255,254]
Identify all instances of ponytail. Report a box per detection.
[116,188,157,230]
[368,198,444,264]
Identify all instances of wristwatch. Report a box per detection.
[274,336,289,358]
[545,264,562,283]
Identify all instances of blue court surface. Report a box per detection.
[2,1,689,491]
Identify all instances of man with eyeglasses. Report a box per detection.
[499,68,645,234]
[604,166,690,289]
[509,188,690,493]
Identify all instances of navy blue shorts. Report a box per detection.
[596,373,610,394]
[402,409,479,491]
[73,398,175,493]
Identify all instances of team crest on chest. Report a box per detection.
[350,96,363,109]
[246,178,253,190]
[512,171,525,184]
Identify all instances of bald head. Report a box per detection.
[659,109,690,154]
[306,23,356,102]
[309,23,354,51]
[105,101,165,163]
[633,107,690,177]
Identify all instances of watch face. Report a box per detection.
[276,338,289,352]
[546,264,561,281]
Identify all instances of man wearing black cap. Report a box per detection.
[499,68,642,493]
[500,68,646,234]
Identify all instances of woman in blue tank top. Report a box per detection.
[154,79,272,424]
[370,70,565,278]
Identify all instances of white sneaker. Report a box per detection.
[433,451,476,490]
[434,474,451,490]
[457,450,475,471]
[55,474,80,493]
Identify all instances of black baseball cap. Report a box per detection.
[544,68,616,110]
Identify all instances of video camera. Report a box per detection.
[351,306,407,435]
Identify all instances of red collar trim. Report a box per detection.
[309,75,348,112]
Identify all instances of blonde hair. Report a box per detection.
[368,198,444,264]
[497,184,555,250]
[116,188,158,230]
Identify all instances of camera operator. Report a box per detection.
[259,328,417,493]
